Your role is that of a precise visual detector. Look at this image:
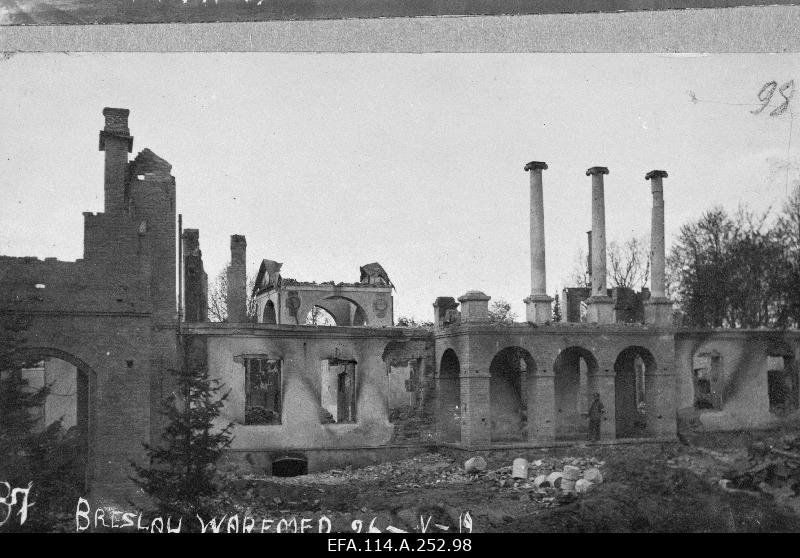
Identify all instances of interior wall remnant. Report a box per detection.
[20,358,79,431]
[387,359,424,440]
[320,359,357,423]
[244,357,282,425]
[554,347,597,440]
[489,347,532,442]
[614,347,654,438]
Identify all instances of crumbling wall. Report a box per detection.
[193,324,433,462]
[0,108,179,501]
[675,331,800,431]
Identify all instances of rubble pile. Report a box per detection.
[473,456,605,505]
[260,453,472,488]
[720,435,800,506]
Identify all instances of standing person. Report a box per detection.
[588,392,604,441]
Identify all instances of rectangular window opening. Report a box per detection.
[320,358,357,424]
[244,358,282,425]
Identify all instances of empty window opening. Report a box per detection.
[263,300,277,324]
[271,454,308,477]
[320,359,357,424]
[305,306,336,326]
[767,355,799,416]
[244,358,282,425]
[693,352,722,410]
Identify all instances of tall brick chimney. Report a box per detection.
[98,107,133,214]
[227,235,247,322]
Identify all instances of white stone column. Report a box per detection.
[644,170,673,325]
[523,161,554,324]
[585,166,614,323]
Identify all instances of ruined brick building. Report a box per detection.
[1,108,799,501]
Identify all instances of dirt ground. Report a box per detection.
[218,431,800,533]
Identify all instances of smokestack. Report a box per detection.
[98,107,133,213]
[523,161,553,324]
[584,166,614,323]
[227,235,247,322]
[644,170,673,325]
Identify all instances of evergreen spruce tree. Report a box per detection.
[131,361,234,520]
[0,313,77,532]
[552,294,563,323]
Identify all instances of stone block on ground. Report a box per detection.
[546,472,563,489]
[512,458,529,479]
[464,456,487,474]
[584,467,604,484]
[562,465,581,481]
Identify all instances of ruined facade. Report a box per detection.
[1,108,799,502]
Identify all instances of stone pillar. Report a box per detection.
[644,170,673,325]
[227,235,248,322]
[458,291,491,323]
[523,161,553,324]
[645,366,678,438]
[460,360,491,448]
[594,372,616,441]
[99,107,133,214]
[528,371,555,443]
[585,167,614,323]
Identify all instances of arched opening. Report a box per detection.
[262,300,277,324]
[313,296,368,326]
[553,347,599,441]
[438,349,461,443]
[271,453,308,477]
[305,305,337,326]
[614,346,655,438]
[3,348,95,495]
[489,347,535,442]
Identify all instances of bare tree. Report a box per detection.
[608,236,651,290]
[306,306,336,326]
[567,236,649,290]
[207,264,256,322]
[568,246,591,288]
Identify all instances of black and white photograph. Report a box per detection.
[2,3,800,541]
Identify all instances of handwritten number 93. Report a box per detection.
[752,80,795,116]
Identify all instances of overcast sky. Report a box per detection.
[1,53,798,321]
